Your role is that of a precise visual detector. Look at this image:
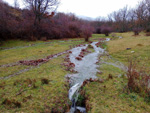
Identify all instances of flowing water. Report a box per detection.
[67,42,105,113]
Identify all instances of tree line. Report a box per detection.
[0,0,93,42]
[93,0,150,35]
[0,0,150,43]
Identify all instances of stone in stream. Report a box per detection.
[75,57,82,61]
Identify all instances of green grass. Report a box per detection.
[0,38,86,112]
[84,55,150,113]
[0,65,29,78]
[0,57,70,112]
[0,40,44,48]
[83,32,150,113]
[107,32,150,68]
[0,39,86,65]
[1,33,150,112]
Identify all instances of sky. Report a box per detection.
[3,0,142,19]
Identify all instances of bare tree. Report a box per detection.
[144,0,150,31]
[126,9,136,30]
[14,0,20,8]
[134,1,147,28]
[120,6,129,32]
[24,0,59,26]
[110,11,122,31]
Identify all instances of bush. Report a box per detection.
[0,2,94,41]
[101,26,112,36]
[146,26,150,32]
[96,27,101,34]
[146,33,150,36]
[81,24,94,42]
[133,28,142,35]
[127,59,150,101]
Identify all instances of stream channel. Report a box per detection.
[66,40,109,113]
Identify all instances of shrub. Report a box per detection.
[146,26,150,32]
[146,33,150,36]
[41,37,47,41]
[101,26,112,36]
[81,24,94,42]
[0,2,94,41]
[96,27,101,34]
[133,28,142,35]
[127,59,150,101]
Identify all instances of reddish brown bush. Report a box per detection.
[127,60,150,100]
[146,33,150,36]
[0,1,95,41]
[81,24,94,42]
[96,27,101,34]
[101,26,112,36]
[133,28,142,35]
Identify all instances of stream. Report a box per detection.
[66,41,105,113]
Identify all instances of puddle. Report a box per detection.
[66,42,105,113]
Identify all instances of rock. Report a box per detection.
[119,36,123,39]
[131,51,135,53]
[76,57,82,61]
[69,51,72,53]
[126,48,131,50]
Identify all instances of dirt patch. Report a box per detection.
[2,99,21,108]
[137,44,143,46]
[41,78,49,85]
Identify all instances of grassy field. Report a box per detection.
[1,32,150,112]
[107,32,150,67]
[0,38,86,112]
[84,32,150,113]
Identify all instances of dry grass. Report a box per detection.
[84,32,150,112]
[108,32,150,54]
[84,61,150,113]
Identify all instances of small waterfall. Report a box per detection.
[66,41,106,113]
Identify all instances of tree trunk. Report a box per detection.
[85,37,89,42]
